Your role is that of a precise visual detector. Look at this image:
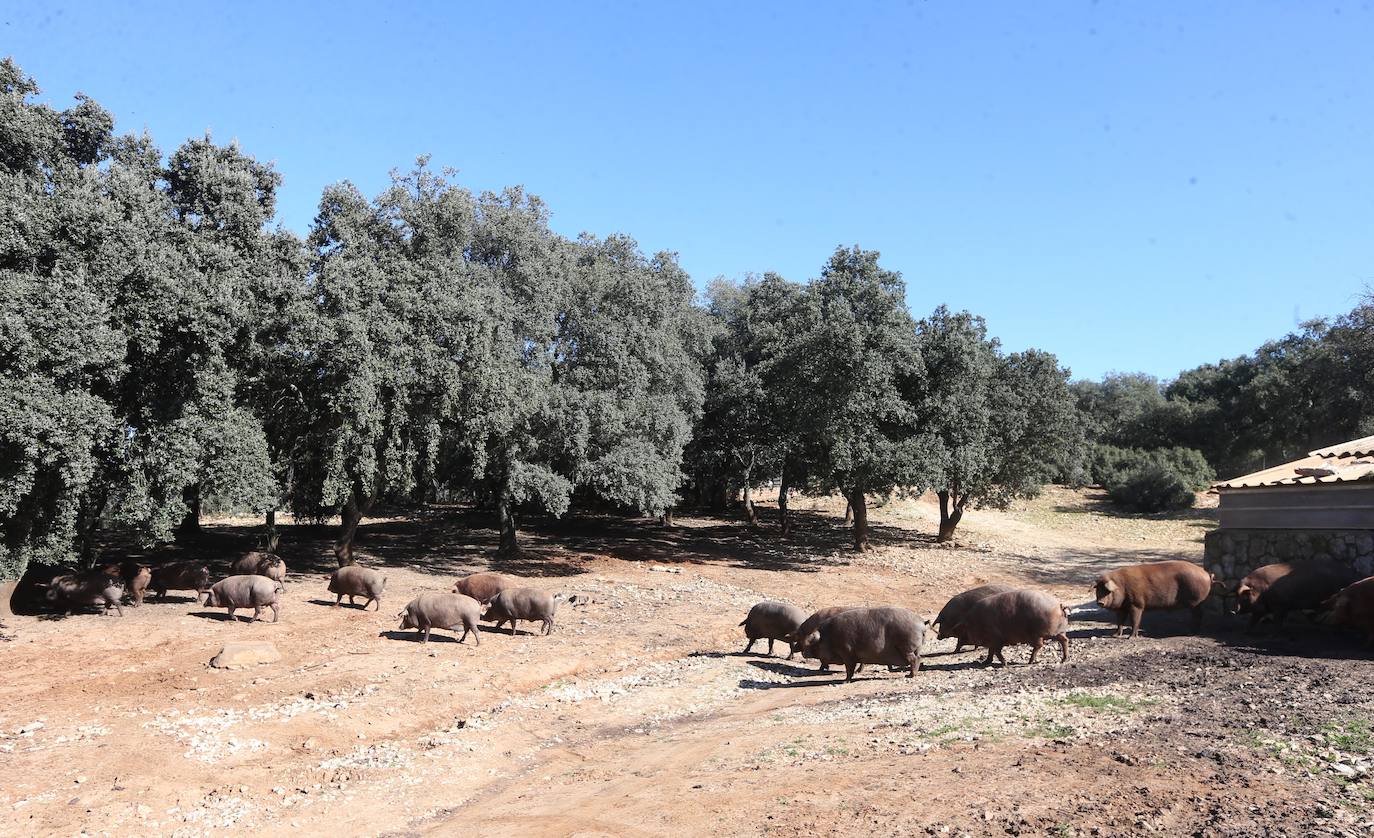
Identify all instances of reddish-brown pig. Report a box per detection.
[1322,576,1374,645]
[933,584,1016,651]
[1093,560,1213,638]
[946,589,1070,666]
[452,572,517,604]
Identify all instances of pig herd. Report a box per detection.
[23,552,1373,682]
[24,557,573,646]
[741,558,1374,682]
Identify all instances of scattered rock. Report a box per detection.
[210,641,282,670]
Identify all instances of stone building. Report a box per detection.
[1204,434,1374,590]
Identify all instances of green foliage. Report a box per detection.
[916,307,1083,539]
[1107,463,1197,512]
[1093,444,1213,512]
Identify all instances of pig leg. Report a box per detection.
[743,637,757,654]
[1055,633,1070,663]
[510,619,518,636]
[542,617,553,635]
[422,625,431,644]
[1191,604,1204,633]
[981,648,996,666]
[844,661,857,682]
[1127,605,1144,638]
[1113,613,1126,638]
[252,605,263,622]
[906,652,920,678]
[270,602,279,623]
[1028,638,1043,664]
[227,606,237,622]
[818,662,830,673]
[348,595,356,605]
[364,597,376,611]
[334,593,342,608]
[767,638,776,656]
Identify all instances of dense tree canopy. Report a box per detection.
[35,56,1373,576]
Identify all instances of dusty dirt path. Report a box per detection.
[2,490,1371,837]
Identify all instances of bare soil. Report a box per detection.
[2,488,1372,837]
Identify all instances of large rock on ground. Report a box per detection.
[210,641,282,669]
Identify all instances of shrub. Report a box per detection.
[1107,463,1197,512]
[1092,444,1214,512]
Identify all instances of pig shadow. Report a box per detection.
[377,629,478,644]
[746,659,817,678]
[307,598,380,611]
[187,610,279,624]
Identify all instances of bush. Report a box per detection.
[1091,443,1214,512]
[1107,463,1197,512]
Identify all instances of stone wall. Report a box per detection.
[1204,528,1374,589]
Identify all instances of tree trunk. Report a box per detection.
[777,459,792,537]
[176,484,202,542]
[937,489,964,543]
[264,509,281,553]
[738,451,758,525]
[842,499,853,527]
[335,494,370,567]
[76,488,108,568]
[710,481,728,513]
[659,509,675,527]
[849,488,870,551]
[497,492,521,557]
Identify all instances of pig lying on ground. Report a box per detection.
[232,552,287,585]
[1322,576,1374,645]
[1236,560,1357,630]
[150,562,211,602]
[482,587,559,635]
[204,575,282,623]
[1093,560,1214,638]
[452,572,517,604]
[398,592,482,645]
[946,589,1069,666]
[933,584,1015,651]
[40,569,125,616]
[740,601,807,658]
[328,565,387,610]
[104,562,152,607]
[788,606,860,671]
[801,606,926,682]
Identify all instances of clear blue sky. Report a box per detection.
[8,2,1373,380]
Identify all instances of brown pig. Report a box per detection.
[150,561,211,602]
[452,572,517,604]
[40,569,125,616]
[933,584,1016,651]
[1093,560,1213,638]
[739,601,807,658]
[204,575,282,623]
[398,592,482,645]
[102,562,152,607]
[787,606,860,669]
[233,552,287,586]
[482,587,558,635]
[1322,576,1374,645]
[945,589,1069,666]
[328,565,387,610]
[1237,560,1358,629]
[800,606,925,682]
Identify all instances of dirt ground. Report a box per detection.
[2,488,1372,838]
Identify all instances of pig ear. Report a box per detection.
[1236,584,1250,596]
[1103,579,1118,593]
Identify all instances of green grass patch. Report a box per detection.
[1028,721,1075,739]
[1323,719,1373,755]
[1056,692,1153,713]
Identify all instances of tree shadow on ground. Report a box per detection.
[72,499,938,589]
